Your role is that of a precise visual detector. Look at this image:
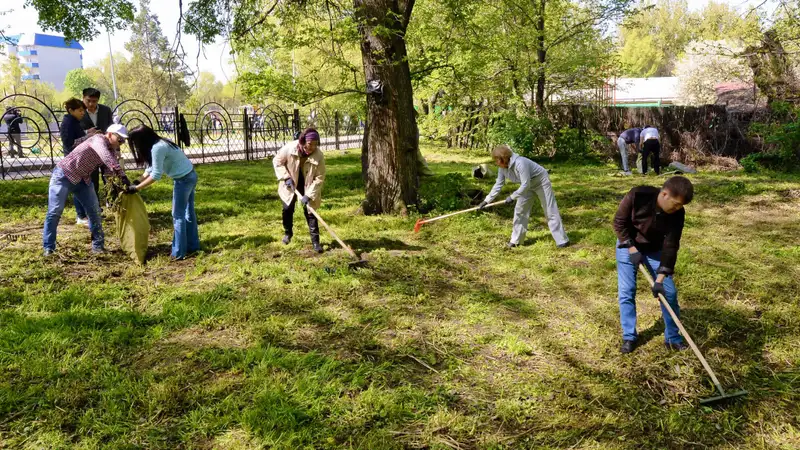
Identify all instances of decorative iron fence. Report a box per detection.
[0,94,365,180]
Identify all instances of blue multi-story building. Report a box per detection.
[3,33,84,91]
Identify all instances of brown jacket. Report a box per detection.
[273,140,325,209]
[613,186,685,275]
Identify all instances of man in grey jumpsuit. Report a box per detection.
[478,144,570,248]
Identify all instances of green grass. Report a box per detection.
[1,145,799,449]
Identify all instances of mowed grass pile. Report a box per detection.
[1,145,799,449]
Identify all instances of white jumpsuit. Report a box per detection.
[485,153,569,246]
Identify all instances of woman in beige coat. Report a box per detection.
[273,128,326,253]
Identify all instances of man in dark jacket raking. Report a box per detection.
[613,176,694,354]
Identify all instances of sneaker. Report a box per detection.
[282,234,292,245]
[507,243,518,249]
[623,171,633,176]
[557,241,571,248]
[665,341,689,351]
[312,242,324,254]
[76,217,89,226]
[620,340,636,354]
[43,248,55,257]
[91,247,106,254]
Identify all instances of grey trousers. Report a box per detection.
[617,137,630,172]
[510,175,569,246]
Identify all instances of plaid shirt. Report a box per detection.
[57,135,126,185]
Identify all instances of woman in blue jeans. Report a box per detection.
[126,126,199,259]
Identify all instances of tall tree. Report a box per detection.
[186,0,420,214]
[125,0,192,108]
[619,0,761,77]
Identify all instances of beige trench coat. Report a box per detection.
[273,140,326,209]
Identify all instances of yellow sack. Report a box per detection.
[115,193,150,265]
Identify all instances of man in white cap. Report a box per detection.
[43,124,131,256]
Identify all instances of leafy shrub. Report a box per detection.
[487,111,555,158]
[745,102,800,172]
[488,111,604,162]
[417,173,482,213]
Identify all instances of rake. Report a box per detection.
[638,265,747,405]
[295,191,368,269]
[414,200,505,233]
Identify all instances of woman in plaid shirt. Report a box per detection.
[42,124,131,256]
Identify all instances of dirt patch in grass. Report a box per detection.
[164,326,251,349]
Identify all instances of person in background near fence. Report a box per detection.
[80,88,115,206]
[613,176,694,354]
[3,106,23,158]
[478,144,570,248]
[126,125,200,260]
[617,127,641,175]
[43,124,131,257]
[639,125,661,175]
[59,98,101,226]
[274,128,326,253]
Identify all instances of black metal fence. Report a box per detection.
[0,94,365,180]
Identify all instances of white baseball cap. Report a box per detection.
[107,123,129,139]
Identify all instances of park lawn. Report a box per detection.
[1,145,799,449]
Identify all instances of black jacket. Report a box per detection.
[59,114,88,155]
[3,108,21,133]
[613,186,685,275]
[80,104,114,132]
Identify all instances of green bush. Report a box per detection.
[417,173,482,213]
[745,102,800,172]
[488,111,603,162]
[487,111,555,158]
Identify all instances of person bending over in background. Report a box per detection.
[617,127,641,175]
[639,125,661,175]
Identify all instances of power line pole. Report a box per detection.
[107,30,118,101]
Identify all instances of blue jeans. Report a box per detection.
[171,170,200,259]
[73,194,87,219]
[616,244,682,344]
[43,167,104,251]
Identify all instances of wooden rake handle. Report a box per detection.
[420,200,507,225]
[637,264,726,396]
[295,191,359,260]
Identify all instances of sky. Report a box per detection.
[2,0,235,84]
[0,0,774,85]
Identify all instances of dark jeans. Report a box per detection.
[642,139,660,175]
[281,172,320,244]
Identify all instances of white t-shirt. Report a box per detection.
[88,111,98,127]
[641,127,659,141]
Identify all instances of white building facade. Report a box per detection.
[4,33,84,91]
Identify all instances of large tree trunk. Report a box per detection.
[745,30,799,106]
[534,0,546,112]
[356,0,419,215]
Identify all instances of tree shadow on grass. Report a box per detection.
[203,233,277,251]
[531,303,777,448]
[336,237,425,253]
